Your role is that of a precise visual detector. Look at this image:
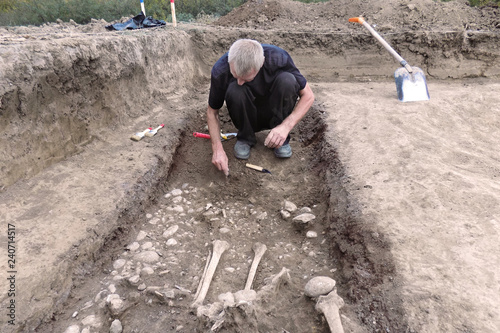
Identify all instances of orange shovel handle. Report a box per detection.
[348,17,365,24]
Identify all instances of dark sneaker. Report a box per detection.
[234,140,251,159]
[274,143,292,158]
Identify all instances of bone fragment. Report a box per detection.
[259,267,291,296]
[315,289,345,333]
[191,240,229,308]
[244,242,267,291]
[233,289,257,304]
[218,292,235,308]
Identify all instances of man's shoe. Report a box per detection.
[274,143,292,158]
[234,140,251,159]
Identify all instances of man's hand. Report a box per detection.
[207,105,229,177]
[264,83,315,149]
[212,148,229,176]
[264,123,290,148]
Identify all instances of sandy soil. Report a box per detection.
[1,0,500,332]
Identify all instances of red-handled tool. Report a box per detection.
[193,132,237,141]
[193,132,211,139]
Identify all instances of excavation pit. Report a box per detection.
[1,1,500,332]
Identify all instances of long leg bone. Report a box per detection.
[315,289,345,333]
[233,242,267,304]
[244,242,267,291]
[194,249,212,300]
[191,240,230,308]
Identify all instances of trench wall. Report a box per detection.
[0,29,204,189]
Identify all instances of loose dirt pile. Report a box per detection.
[1,0,500,333]
[215,0,500,32]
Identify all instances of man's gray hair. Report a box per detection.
[228,39,265,77]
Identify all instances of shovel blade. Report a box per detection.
[394,67,430,102]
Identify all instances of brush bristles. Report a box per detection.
[130,135,143,141]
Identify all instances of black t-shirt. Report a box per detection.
[208,44,307,110]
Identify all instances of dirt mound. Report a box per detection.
[215,0,500,32]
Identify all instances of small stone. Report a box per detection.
[138,283,147,291]
[168,205,184,213]
[149,217,160,225]
[141,242,153,250]
[293,213,316,224]
[128,275,141,285]
[108,284,116,293]
[127,242,140,252]
[81,300,94,311]
[163,225,179,239]
[224,267,235,273]
[81,328,90,333]
[172,196,183,204]
[81,315,102,328]
[72,311,78,318]
[63,325,80,333]
[136,231,147,241]
[280,210,291,219]
[306,231,318,238]
[164,289,176,299]
[283,200,297,212]
[146,213,153,219]
[141,266,155,276]
[129,291,141,301]
[219,227,230,234]
[133,251,160,263]
[256,212,268,220]
[304,276,336,297]
[171,189,183,196]
[106,294,125,316]
[166,238,178,246]
[113,259,126,270]
[110,319,123,333]
[300,207,312,213]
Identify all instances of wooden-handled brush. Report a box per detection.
[145,124,165,137]
[130,127,152,141]
[246,163,271,174]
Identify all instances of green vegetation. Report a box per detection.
[0,0,245,26]
[0,0,498,26]
[0,0,138,26]
[468,0,500,5]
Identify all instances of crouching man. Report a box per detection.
[206,39,315,176]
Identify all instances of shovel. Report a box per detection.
[349,17,430,102]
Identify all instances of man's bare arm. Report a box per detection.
[207,105,229,176]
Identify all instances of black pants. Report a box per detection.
[225,72,300,146]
